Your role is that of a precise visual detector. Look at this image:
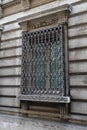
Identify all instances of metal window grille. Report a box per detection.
[20,24,70,103]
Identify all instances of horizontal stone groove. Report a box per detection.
[3,20,19,25]
[0,56,21,60]
[71,99,87,102]
[71,0,87,6]
[0,55,21,60]
[0,47,22,58]
[3,22,21,32]
[69,72,87,75]
[70,88,87,100]
[69,46,87,51]
[70,0,87,22]
[69,62,87,73]
[0,107,20,115]
[3,20,17,25]
[0,108,20,115]
[71,101,87,114]
[71,112,87,116]
[0,97,20,107]
[2,28,21,34]
[69,26,87,38]
[68,34,87,39]
[0,65,21,70]
[68,22,87,29]
[69,59,87,62]
[2,29,21,35]
[0,106,20,109]
[70,10,87,18]
[1,39,22,49]
[1,30,22,41]
[69,37,87,49]
[0,85,20,87]
[0,77,21,86]
[1,37,22,42]
[0,46,22,51]
[0,67,21,76]
[0,95,16,98]
[0,77,21,79]
[70,75,87,87]
[0,75,21,78]
[1,37,21,43]
[0,57,21,68]
[69,48,87,60]
[0,65,21,69]
[69,13,87,25]
[0,87,20,96]
[70,86,87,88]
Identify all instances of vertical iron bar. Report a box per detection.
[22,25,65,96]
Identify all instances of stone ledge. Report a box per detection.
[19,94,70,103]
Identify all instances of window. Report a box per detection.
[20,24,70,103]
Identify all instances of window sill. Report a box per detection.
[19,94,70,103]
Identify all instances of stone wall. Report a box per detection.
[0,0,87,125]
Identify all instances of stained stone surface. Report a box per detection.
[0,114,87,130]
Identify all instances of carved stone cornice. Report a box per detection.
[17,4,72,32]
[17,4,72,25]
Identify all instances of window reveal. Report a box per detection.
[21,24,70,103]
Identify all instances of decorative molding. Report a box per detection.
[29,13,67,31]
[17,4,71,32]
[31,18,59,29]
[17,4,72,24]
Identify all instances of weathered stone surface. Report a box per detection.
[0,115,87,130]
[0,4,2,18]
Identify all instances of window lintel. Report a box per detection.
[17,4,72,30]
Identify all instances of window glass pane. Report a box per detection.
[50,41,60,91]
[34,43,46,90]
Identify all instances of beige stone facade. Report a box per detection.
[0,0,87,128]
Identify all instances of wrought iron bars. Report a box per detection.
[21,25,65,96]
